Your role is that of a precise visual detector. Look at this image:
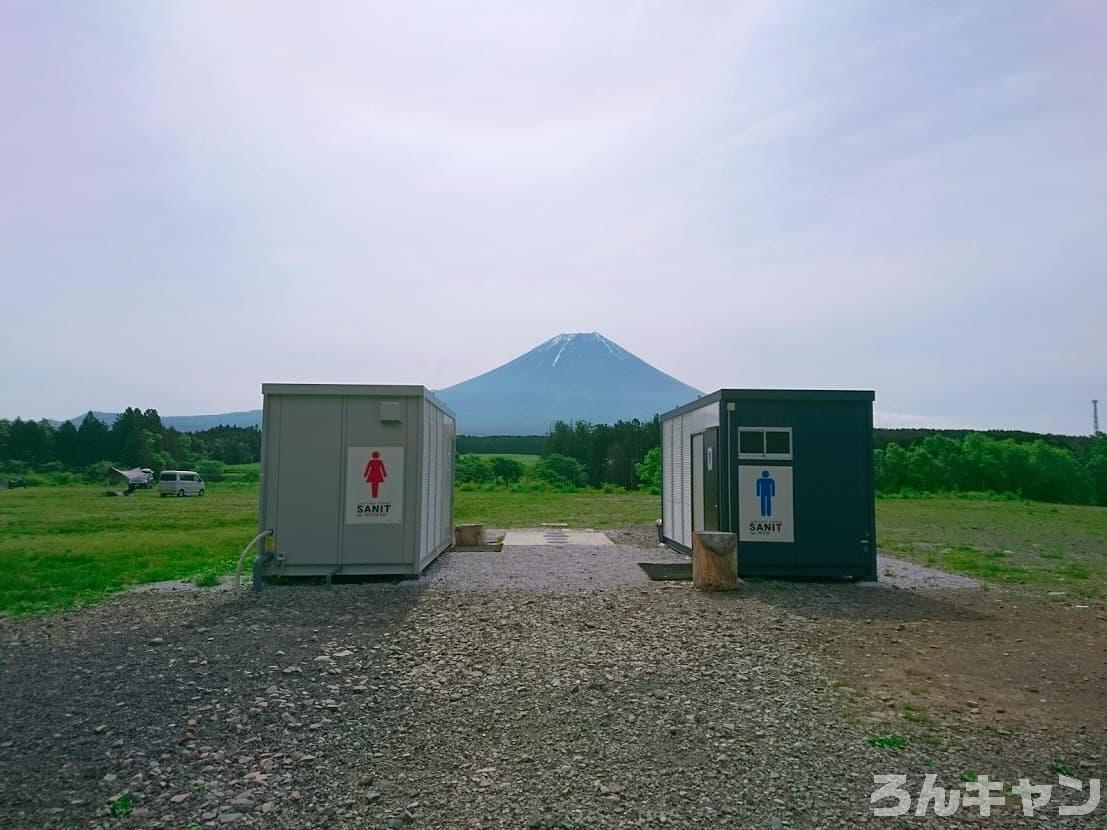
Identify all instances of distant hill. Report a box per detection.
[58,410,262,432]
[436,332,703,435]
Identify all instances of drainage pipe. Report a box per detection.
[233,529,274,593]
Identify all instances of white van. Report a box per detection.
[158,470,205,497]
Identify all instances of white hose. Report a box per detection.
[233,529,274,593]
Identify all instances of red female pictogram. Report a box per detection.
[363,451,387,498]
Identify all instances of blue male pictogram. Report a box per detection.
[755,470,775,517]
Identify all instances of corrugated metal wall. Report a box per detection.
[662,418,675,541]
[440,412,455,549]
[419,400,455,562]
[661,401,720,549]
[421,405,432,559]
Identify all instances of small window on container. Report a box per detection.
[738,427,793,460]
[765,430,791,456]
[739,429,764,455]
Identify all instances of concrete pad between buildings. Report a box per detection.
[502,529,614,546]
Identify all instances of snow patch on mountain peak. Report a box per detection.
[534,332,629,363]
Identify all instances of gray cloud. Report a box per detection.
[1,1,1103,433]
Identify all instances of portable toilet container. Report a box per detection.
[660,389,876,580]
[258,384,455,578]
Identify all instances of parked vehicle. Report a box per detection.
[158,470,205,497]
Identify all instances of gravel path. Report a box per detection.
[417,544,686,592]
[874,552,980,590]
[0,544,1093,829]
[602,525,981,591]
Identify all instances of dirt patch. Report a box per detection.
[612,522,1105,733]
[822,587,1107,733]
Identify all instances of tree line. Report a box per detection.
[4,407,1105,505]
[458,422,1107,504]
[875,427,1096,456]
[0,410,261,478]
[876,433,1107,505]
[456,418,662,491]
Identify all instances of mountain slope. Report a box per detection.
[436,332,702,435]
[47,333,701,435]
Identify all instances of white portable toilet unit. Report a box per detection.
[258,384,455,578]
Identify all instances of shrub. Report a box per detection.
[634,447,661,494]
[455,454,494,484]
[534,454,588,488]
[489,457,524,485]
[81,460,114,484]
[152,450,175,474]
[1088,435,1107,506]
[195,459,224,483]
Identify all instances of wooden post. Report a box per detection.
[692,531,738,591]
[454,524,484,547]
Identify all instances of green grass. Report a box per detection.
[221,462,260,483]
[0,486,256,616]
[3,485,1104,618]
[869,734,906,751]
[455,489,658,528]
[110,794,133,817]
[0,484,656,617]
[876,497,1107,597]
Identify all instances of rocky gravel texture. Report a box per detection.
[1,543,1102,829]
[417,544,685,592]
[604,523,980,592]
[603,525,662,551]
[873,553,980,591]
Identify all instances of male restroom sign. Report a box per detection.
[345,447,404,523]
[738,465,794,542]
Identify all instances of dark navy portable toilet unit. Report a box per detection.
[660,389,877,580]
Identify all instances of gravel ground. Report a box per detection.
[873,553,980,591]
[1,543,1100,829]
[417,544,685,592]
[603,526,661,551]
[602,524,981,591]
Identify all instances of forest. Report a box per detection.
[874,432,1107,505]
[460,422,1107,505]
[0,410,260,482]
[2,410,1105,505]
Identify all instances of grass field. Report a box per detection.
[0,486,256,616]
[454,488,656,527]
[876,496,1106,597]
[1,485,1104,616]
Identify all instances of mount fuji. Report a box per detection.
[436,332,702,435]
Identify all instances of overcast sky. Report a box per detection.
[1,1,1104,434]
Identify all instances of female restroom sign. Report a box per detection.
[345,446,404,523]
[738,465,794,542]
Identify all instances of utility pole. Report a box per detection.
[1095,399,1101,435]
